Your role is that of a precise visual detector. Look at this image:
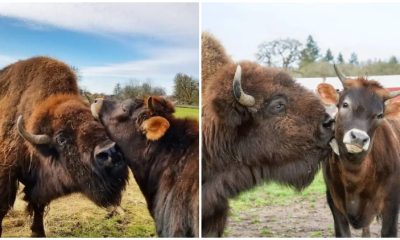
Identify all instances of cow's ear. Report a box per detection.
[146,96,175,114]
[141,116,170,141]
[384,100,400,120]
[316,83,339,105]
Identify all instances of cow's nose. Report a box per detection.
[94,142,123,167]
[343,129,370,153]
[349,130,370,145]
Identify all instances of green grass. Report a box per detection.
[3,173,156,237]
[230,171,326,211]
[174,106,199,119]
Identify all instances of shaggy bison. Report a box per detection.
[201,32,334,236]
[0,57,129,237]
[317,66,400,237]
[91,96,199,237]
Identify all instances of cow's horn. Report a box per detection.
[388,90,400,99]
[232,65,255,107]
[17,115,52,145]
[333,64,346,87]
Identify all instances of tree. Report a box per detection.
[113,83,122,96]
[70,65,82,82]
[389,56,398,64]
[323,49,334,63]
[113,80,166,100]
[256,38,302,69]
[173,73,199,105]
[349,52,359,65]
[299,35,320,67]
[337,53,345,64]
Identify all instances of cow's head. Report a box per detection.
[317,65,400,161]
[18,94,129,206]
[203,61,334,188]
[90,96,172,163]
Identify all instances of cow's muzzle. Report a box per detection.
[343,129,370,154]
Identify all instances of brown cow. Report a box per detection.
[91,96,199,237]
[201,32,334,237]
[317,65,400,237]
[0,57,129,237]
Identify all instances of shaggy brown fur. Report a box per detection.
[318,77,400,237]
[0,57,129,237]
[92,96,199,237]
[201,33,333,236]
[201,32,232,93]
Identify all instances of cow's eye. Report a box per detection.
[342,102,349,108]
[376,113,384,119]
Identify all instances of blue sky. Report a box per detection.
[203,3,400,64]
[0,3,199,94]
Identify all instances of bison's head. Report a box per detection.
[203,61,334,188]
[18,94,128,206]
[90,96,172,166]
[317,65,400,162]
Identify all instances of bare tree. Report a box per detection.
[173,73,199,105]
[257,38,302,69]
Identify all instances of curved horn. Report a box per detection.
[17,115,52,145]
[232,65,255,107]
[333,64,346,86]
[388,90,400,99]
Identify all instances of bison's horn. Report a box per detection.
[232,65,255,107]
[333,64,346,87]
[17,115,52,145]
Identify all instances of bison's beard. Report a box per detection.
[202,147,329,218]
[78,152,129,207]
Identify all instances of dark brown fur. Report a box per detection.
[0,57,129,237]
[323,78,400,237]
[93,97,199,237]
[201,33,333,236]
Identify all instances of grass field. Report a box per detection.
[2,107,199,237]
[174,106,199,119]
[230,171,326,211]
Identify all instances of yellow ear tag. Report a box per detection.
[141,116,170,141]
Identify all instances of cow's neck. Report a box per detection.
[125,118,198,217]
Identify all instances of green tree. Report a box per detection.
[349,52,359,65]
[113,83,122,96]
[256,38,302,69]
[323,49,334,62]
[389,56,398,64]
[299,35,320,67]
[337,53,345,64]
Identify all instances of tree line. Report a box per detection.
[80,73,199,106]
[256,35,400,77]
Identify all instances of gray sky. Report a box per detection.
[203,3,400,63]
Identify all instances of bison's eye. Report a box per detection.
[56,135,68,146]
[342,102,349,108]
[265,95,287,115]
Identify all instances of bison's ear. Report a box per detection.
[146,96,175,115]
[141,116,170,141]
[384,100,400,120]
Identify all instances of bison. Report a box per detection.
[90,96,199,237]
[0,57,129,237]
[316,65,400,237]
[201,32,334,237]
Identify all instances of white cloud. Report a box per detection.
[0,3,198,42]
[80,46,199,95]
[0,54,19,67]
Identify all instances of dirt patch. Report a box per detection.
[225,195,400,237]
